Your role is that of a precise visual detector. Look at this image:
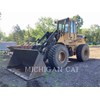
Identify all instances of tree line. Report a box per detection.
[0,14,100,45]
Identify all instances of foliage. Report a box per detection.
[35,17,56,38]
[81,25,100,45]
[10,25,24,44]
[72,15,83,33]
[6,17,56,44]
[0,30,5,41]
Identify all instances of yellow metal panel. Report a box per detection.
[58,33,69,45]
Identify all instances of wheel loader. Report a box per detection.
[7,17,89,80]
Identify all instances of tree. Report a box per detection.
[35,17,56,38]
[0,30,5,41]
[11,25,24,44]
[81,24,100,45]
[72,15,83,33]
[0,13,6,41]
[5,17,57,44]
[24,25,36,42]
[89,25,100,44]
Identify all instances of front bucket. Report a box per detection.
[7,49,46,80]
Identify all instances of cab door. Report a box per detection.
[58,20,70,44]
[69,21,77,41]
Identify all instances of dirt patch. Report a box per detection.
[0,47,100,87]
[89,47,100,59]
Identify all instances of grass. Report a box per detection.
[89,45,100,47]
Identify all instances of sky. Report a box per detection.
[0,0,100,35]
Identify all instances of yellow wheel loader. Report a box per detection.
[7,18,89,80]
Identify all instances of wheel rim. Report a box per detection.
[58,51,66,63]
[84,49,89,57]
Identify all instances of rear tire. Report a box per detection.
[48,44,69,69]
[76,44,89,62]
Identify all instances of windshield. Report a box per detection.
[58,23,65,31]
[57,20,69,33]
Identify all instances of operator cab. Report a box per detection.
[57,18,77,34]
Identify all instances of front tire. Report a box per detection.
[48,44,69,69]
[76,44,89,62]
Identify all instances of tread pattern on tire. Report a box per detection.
[48,44,68,69]
[76,44,89,62]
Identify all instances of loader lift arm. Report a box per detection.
[33,31,59,53]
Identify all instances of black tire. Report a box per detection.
[76,44,89,62]
[48,44,69,69]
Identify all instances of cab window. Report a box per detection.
[74,22,77,33]
[70,21,74,33]
[70,21,77,33]
[65,23,69,33]
[58,23,64,31]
